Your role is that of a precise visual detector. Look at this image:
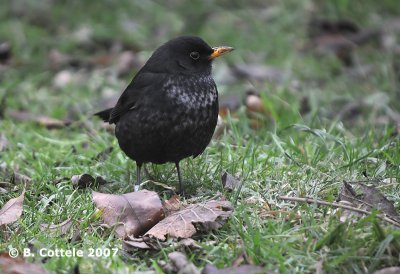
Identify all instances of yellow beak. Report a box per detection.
[210,46,234,59]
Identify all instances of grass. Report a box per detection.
[1,0,400,273]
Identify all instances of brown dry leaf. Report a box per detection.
[160,251,200,274]
[92,190,164,239]
[373,267,400,274]
[123,236,151,250]
[145,200,233,241]
[202,264,271,274]
[177,238,202,250]
[12,172,32,185]
[338,182,400,221]
[0,164,31,185]
[221,171,240,191]
[8,110,71,129]
[163,194,182,215]
[0,252,52,274]
[0,190,25,226]
[39,218,73,236]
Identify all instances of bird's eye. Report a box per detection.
[189,51,200,60]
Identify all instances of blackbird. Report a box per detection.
[95,36,233,193]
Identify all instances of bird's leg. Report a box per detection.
[175,161,184,195]
[134,163,142,192]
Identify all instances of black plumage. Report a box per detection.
[95,36,233,193]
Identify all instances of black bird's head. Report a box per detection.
[143,36,234,75]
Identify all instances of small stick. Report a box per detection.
[279,196,400,228]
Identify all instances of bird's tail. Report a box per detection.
[94,108,113,123]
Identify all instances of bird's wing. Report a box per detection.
[108,71,165,123]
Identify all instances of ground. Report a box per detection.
[0,0,399,273]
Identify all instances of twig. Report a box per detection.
[279,196,400,228]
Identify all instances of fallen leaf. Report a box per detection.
[373,267,400,274]
[39,218,73,236]
[338,182,400,221]
[159,251,200,274]
[8,110,71,129]
[0,252,52,274]
[163,194,182,215]
[0,190,25,226]
[12,172,32,185]
[177,238,201,250]
[221,171,240,191]
[71,174,106,189]
[0,164,31,186]
[145,200,233,241]
[92,190,164,238]
[123,236,151,250]
[202,264,271,274]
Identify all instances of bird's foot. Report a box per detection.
[176,188,190,198]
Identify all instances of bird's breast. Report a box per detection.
[164,74,217,110]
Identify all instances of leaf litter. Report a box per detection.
[221,171,240,191]
[337,181,400,223]
[144,199,233,242]
[92,187,234,250]
[0,252,52,274]
[158,250,271,274]
[39,218,73,236]
[92,190,165,238]
[0,190,25,226]
[280,180,400,227]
